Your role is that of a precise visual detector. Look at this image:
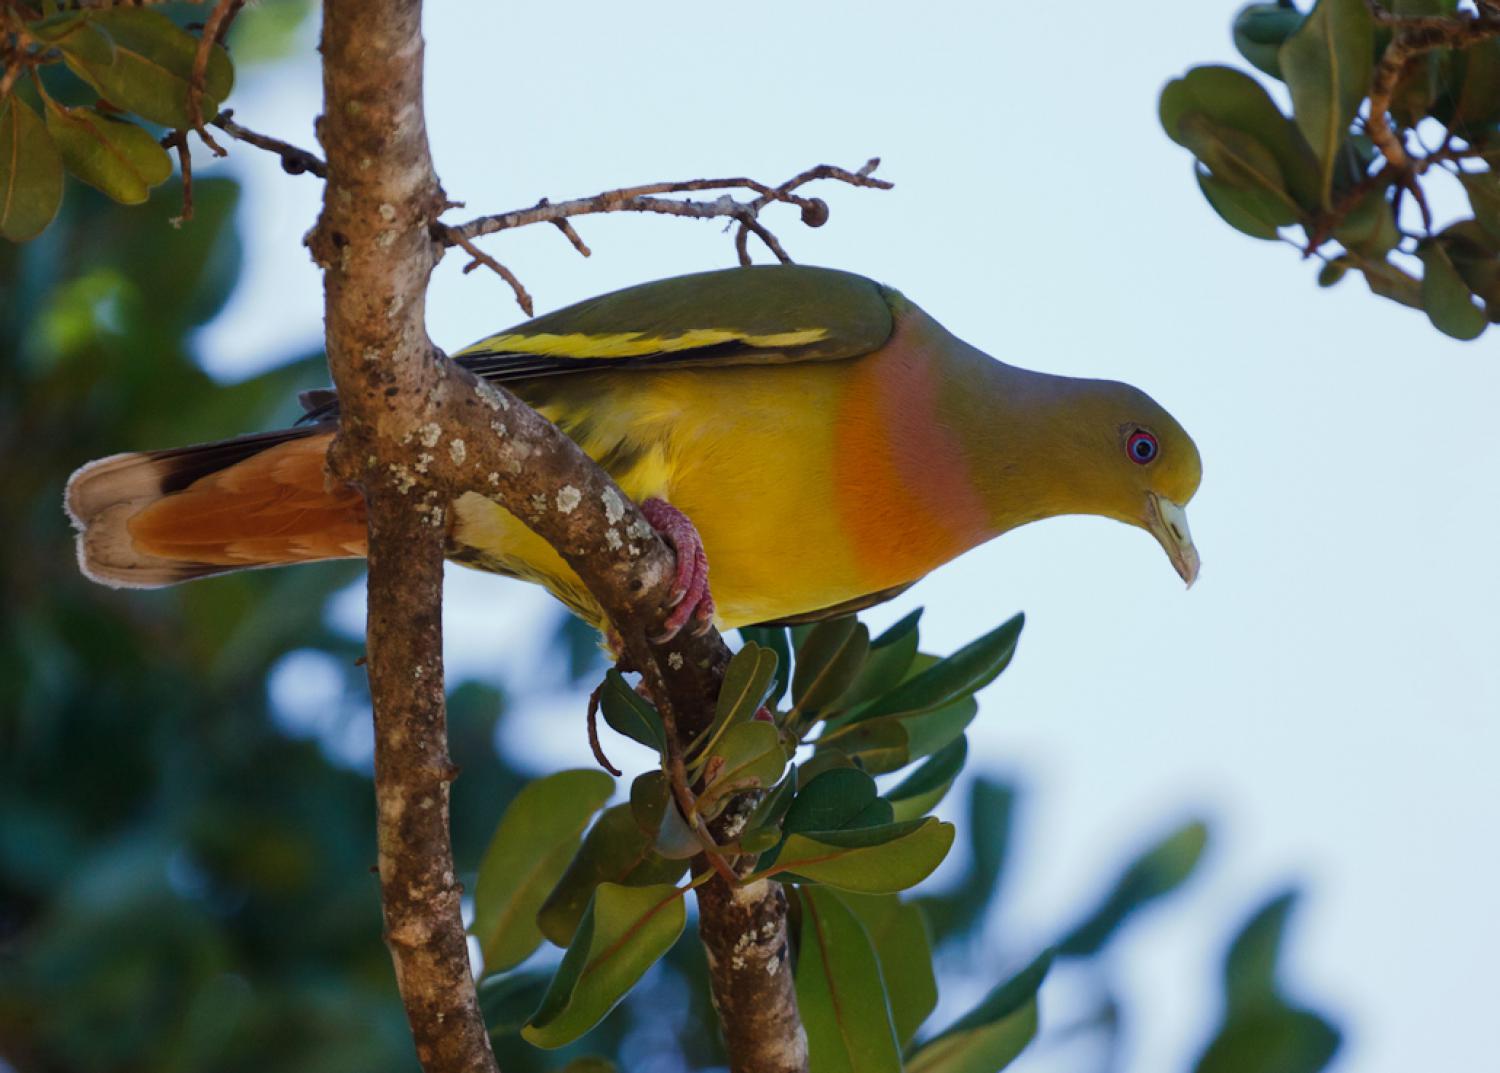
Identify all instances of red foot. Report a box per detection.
[641,497,716,643]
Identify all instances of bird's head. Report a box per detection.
[1058,379,1203,586]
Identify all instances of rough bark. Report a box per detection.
[311,3,805,1071]
[698,871,809,1073]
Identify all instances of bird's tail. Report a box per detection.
[65,425,368,589]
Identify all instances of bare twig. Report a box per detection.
[584,682,622,777]
[441,227,535,316]
[166,130,193,225]
[551,217,590,256]
[212,109,328,177]
[440,162,892,313]
[186,0,243,155]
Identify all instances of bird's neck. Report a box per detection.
[892,308,1114,539]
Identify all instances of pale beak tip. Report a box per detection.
[1148,495,1200,591]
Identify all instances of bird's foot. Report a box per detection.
[640,497,715,643]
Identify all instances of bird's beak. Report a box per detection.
[1145,494,1200,587]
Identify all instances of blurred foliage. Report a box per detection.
[0,0,311,241]
[1164,0,1500,339]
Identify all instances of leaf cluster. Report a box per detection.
[468,612,1344,1073]
[1164,0,1500,339]
[469,612,1028,1059]
[0,4,235,240]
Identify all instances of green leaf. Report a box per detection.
[1332,184,1399,256]
[1358,257,1424,309]
[537,805,688,946]
[473,769,615,974]
[42,104,171,206]
[689,642,778,763]
[853,614,1023,724]
[0,97,63,242]
[1233,3,1305,80]
[888,737,967,822]
[1451,40,1500,134]
[524,882,687,1048]
[1159,64,1321,208]
[628,769,669,835]
[716,641,780,726]
[1195,1007,1341,1073]
[783,768,889,837]
[769,818,954,893]
[798,748,857,784]
[905,951,1053,1073]
[902,695,979,761]
[1224,888,1299,1017]
[840,893,937,1045]
[1316,257,1351,287]
[1057,819,1210,957]
[1177,114,1299,218]
[1196,166,1286,240]
[1440,221,1500,313]
[598,670,666,756]
[699,721,787,810]
[1279,0,1375,204]
[53,8,236,129]
[826,692,977,774]
[1459,171,1500,241]
[828,609,923,720]
[791,616,871,721]
[739,624,792,707]
[629,771,698,859]
[795,888,903,1073]
[742,766,798,841]
[826,718,910,775]
[478,970,551,1036]
[1418,239,1488,341]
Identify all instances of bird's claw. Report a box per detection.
[641,497,715,643]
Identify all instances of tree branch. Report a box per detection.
[311,4,806,1072]
[1365,2,1500,172]
[312,2,496,1070]
[213,108,328,176]
[186,0,242,155]
[439,160,892,314]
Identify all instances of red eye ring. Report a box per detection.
[1127,430,1159,465]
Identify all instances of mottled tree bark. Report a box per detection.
[310,2,805,1071]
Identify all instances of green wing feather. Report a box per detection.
[453,264,894,381]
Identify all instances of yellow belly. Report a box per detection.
[449,346,975,631]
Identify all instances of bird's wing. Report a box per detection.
[452,264,894,382]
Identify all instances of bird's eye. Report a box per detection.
[1127,430,1158,465]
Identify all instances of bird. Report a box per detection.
[65,265,1202,636]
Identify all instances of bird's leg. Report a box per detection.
[640,497,716,642]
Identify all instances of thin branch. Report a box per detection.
[186,0,243,155]
[166,129,193,225]
[444,227,534,316]
[440,161,892,313]
[1365,2,1500,172]
[212,108,328,177]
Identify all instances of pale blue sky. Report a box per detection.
[219,3,1498,1070]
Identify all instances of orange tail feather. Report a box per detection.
[66,427,367,589]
